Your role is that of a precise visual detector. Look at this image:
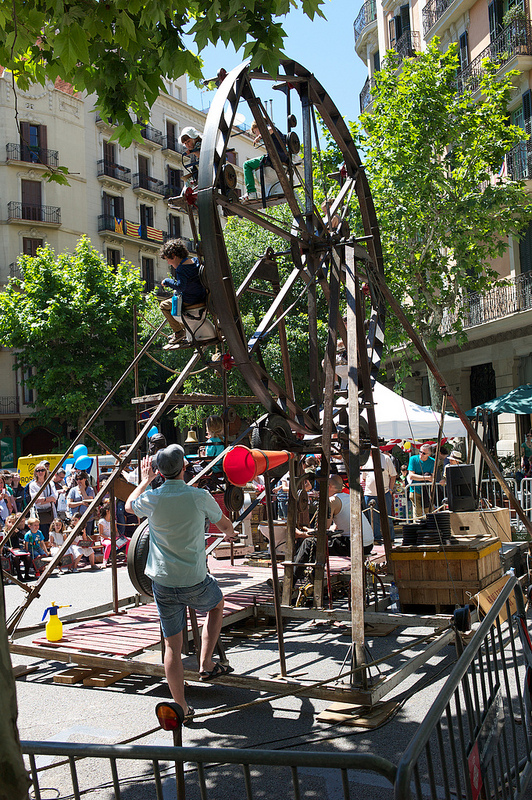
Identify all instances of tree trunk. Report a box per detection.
[426,345,443,411]
[0,577,31,800]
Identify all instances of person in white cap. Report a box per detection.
[126,444,236,723]
[180,126,202,181]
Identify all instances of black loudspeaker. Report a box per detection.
[446,464,477,512]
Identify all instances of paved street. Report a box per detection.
[5,560,463,798]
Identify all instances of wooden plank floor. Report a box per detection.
[29,554,354,657]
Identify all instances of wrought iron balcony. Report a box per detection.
[137,225,164,243]
[139,124,164,147]
[507,140,532,180]
[422,0,453,36]
[7,202,61,224]
[456,20,532,94]
[8,262,21,279]
[394,30,421,62]
[359,76,375,113]
[440,272,532,334]
[162,136,184,154]
[98,214,120,233]
[0,396,18,414]
[354,0,377,45]
[97,159,132,183]
[163,182,183,199]
[132,173,165,195]
[6,143,59,167]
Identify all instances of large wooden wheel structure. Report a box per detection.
[196,58,386,437]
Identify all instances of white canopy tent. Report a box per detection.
[366,382,467,440]
[333,367,467,440]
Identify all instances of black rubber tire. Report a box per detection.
[224,485,244,512]
[127,520,153,597]
[250,415,295,479]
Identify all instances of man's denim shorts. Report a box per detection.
[152,574,223,638]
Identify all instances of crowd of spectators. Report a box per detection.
[0,461,133,582]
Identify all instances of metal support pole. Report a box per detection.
[109,486,118,615]
[264,478,287,677]
[344,249,367,686]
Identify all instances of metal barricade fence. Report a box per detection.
[394,575,532,800]
[480,477,532,532]
[519,477,532,530]
[21,740,397,800]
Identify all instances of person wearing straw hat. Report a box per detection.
[126,445,237,722]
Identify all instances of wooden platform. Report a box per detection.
[10,552,454,706]
[30,568,276,655]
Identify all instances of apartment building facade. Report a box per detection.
[0,72,257,467]
[354,0,532,459]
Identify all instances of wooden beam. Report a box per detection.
[8,642,375,705]
[131,393,260,406]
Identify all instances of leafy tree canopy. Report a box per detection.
[0,237,149,432]
[317,40,532,398]
[0,0,325,147]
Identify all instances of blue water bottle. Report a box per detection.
[389,581,401,613]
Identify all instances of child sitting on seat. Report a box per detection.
[98,504,131,568]
[69,512,99,570]
[242,120,289,202]
[199,415,224,475]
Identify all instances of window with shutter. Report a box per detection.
[519,222,532,273]
[22,238,43,256]
[103,140,116,165]
[167,167,182,192]
[21,180,42,221]
[166,121,177,150]
[142,257,155,291]
[389,16,397,47]
[458,31,469,71]
[102,192,124,220]
[140,204,154,227]
[20,123,48,165]
[107,248,121,269]
[168,214,181,238]
[470,363,497,409]
[138,155,150,176]
[523,90,531,135]
[488,0,503,40]
[400,5,410,32]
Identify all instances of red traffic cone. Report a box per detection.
[223,446,294,487]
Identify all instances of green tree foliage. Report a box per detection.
[317,41,532,401]
[0,237,148,432]
[0,0,324,147]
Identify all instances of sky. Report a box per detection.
[185,0,369,128]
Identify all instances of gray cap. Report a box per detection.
[156,444,185,477]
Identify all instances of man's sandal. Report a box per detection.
[199,662,234,681]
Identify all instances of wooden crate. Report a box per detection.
[390,536,502,610]
[447,508,511,542]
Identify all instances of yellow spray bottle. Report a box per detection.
[42,602,71,642]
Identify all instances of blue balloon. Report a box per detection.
[75,455,92,471]
[73,444,88,459]
[147,426,159,439]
